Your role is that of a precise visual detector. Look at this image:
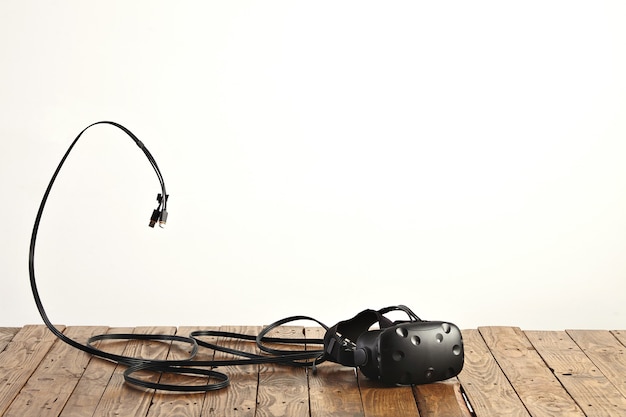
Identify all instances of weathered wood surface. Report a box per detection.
[256,326,309,417]
[456,329,530,417]
[526,330,626,416]
[200,326,259,417]
[0,325,625,416]
[0,325,66,417]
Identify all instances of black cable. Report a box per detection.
[28,121,327,392]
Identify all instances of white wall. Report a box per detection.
[1,1,625,330]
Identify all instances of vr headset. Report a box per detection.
[323,305,464,385]
[29,121,464,392]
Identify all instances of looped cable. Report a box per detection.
[28,121,435,392]
[27,121,330,392]
[124,363,230,392]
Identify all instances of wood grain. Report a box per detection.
[456,329,530,417]
[90,326,177,417]
[310,361,364,417]
[58,327,134,417]
[0,325,64,416]
[413,380,471,417]
[359,377,419,417]
[306,327,365,417]
[2,326,107,417]
[0,328,19,353]
[611,330,626,347]
[146,326,212,417]
[479,326,585,417]
[526,330,626,417]
[200,326,260,417]
[1,325,623,417]
[256,326,309,417]
[566,330,626,399]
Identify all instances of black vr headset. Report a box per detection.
[29,122,465,392]
[323,305,464,385]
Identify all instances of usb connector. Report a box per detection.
[149,209,161,228]
[149,193,169,228]
[159,210,168,228]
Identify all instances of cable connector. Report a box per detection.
[149,193,169,228]
[157,193,169,204]
[159,210,168,228]
[149,209,161,228]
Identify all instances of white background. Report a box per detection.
[1,1,625,330]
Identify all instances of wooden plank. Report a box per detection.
[3,325,624,417]
[413,381,471,417]
[479,326,585,417]
[612,330,626,347]
[306,327,365,417]
[567,330,626,398]
[526,330,626,416]
[359,378,419,417]
[310,362,364,417]
[0,328,19,353]
[146,326,213,417]
[255,326,309,417]
[59,327,134,417]
[200,326,260,417]
[91,326,177,417]
[2,326,108,417]
[0,325,65,416]
[358,375,419,417]
[456,329,530,417]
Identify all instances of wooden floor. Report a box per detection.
[1,325,625,417]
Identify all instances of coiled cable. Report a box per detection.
[28,121,327,392]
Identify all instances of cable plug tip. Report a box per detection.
[149,209,161,228]
[158,210,168,228]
